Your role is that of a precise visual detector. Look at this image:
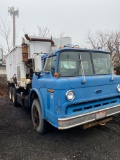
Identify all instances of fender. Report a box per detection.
[29,88,46,119]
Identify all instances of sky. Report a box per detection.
[0,0,120,49]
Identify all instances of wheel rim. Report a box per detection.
[9,89,11,99]
[33,106,40,127]
[12,94,14,103]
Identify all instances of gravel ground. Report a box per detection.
[0,96,120,160]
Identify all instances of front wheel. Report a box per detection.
[31,98,47,134]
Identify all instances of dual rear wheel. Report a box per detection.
[9,87,48,134]
[9,86,18,107]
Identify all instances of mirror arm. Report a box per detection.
[35,72,41,78]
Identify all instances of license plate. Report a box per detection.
[96,111,106,119]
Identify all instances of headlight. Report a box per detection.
[66,90,75,101]
[117,84,120,92]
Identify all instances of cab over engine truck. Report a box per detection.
[6,34,120,134]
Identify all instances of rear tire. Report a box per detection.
[31,98,47,134]
[9,86,13,101]
[12,88,18,107]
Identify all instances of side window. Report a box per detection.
[44,56,56,75]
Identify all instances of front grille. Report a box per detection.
[65,97,120,115]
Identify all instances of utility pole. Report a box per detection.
[8,6,19,47]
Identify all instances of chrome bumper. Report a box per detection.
[58,105,120,129]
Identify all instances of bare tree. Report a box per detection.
[87,31,120,67]
[37,26,51,37]
[37,26,65,38]
[0,16,12,54]
[58,32,65,38]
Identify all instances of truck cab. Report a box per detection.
[30,48,120,133]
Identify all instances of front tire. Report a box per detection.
[31,98,47,134]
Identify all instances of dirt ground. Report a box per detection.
[0,77,120,160]
[0,76,8,97]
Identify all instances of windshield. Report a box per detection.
[92,52,112,75]
[58,51,112,77]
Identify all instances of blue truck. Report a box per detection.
[6,35,120,134]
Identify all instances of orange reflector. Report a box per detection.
[59,46,62,49]
[47,89,54,93]
[54,72,59,78]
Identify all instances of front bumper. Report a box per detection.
[58,105,120,129]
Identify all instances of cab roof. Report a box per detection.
[47,47,110,57]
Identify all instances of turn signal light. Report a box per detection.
[47,89,54,93]
[54,72,60,78]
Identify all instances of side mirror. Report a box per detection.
[34,53,42,73]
